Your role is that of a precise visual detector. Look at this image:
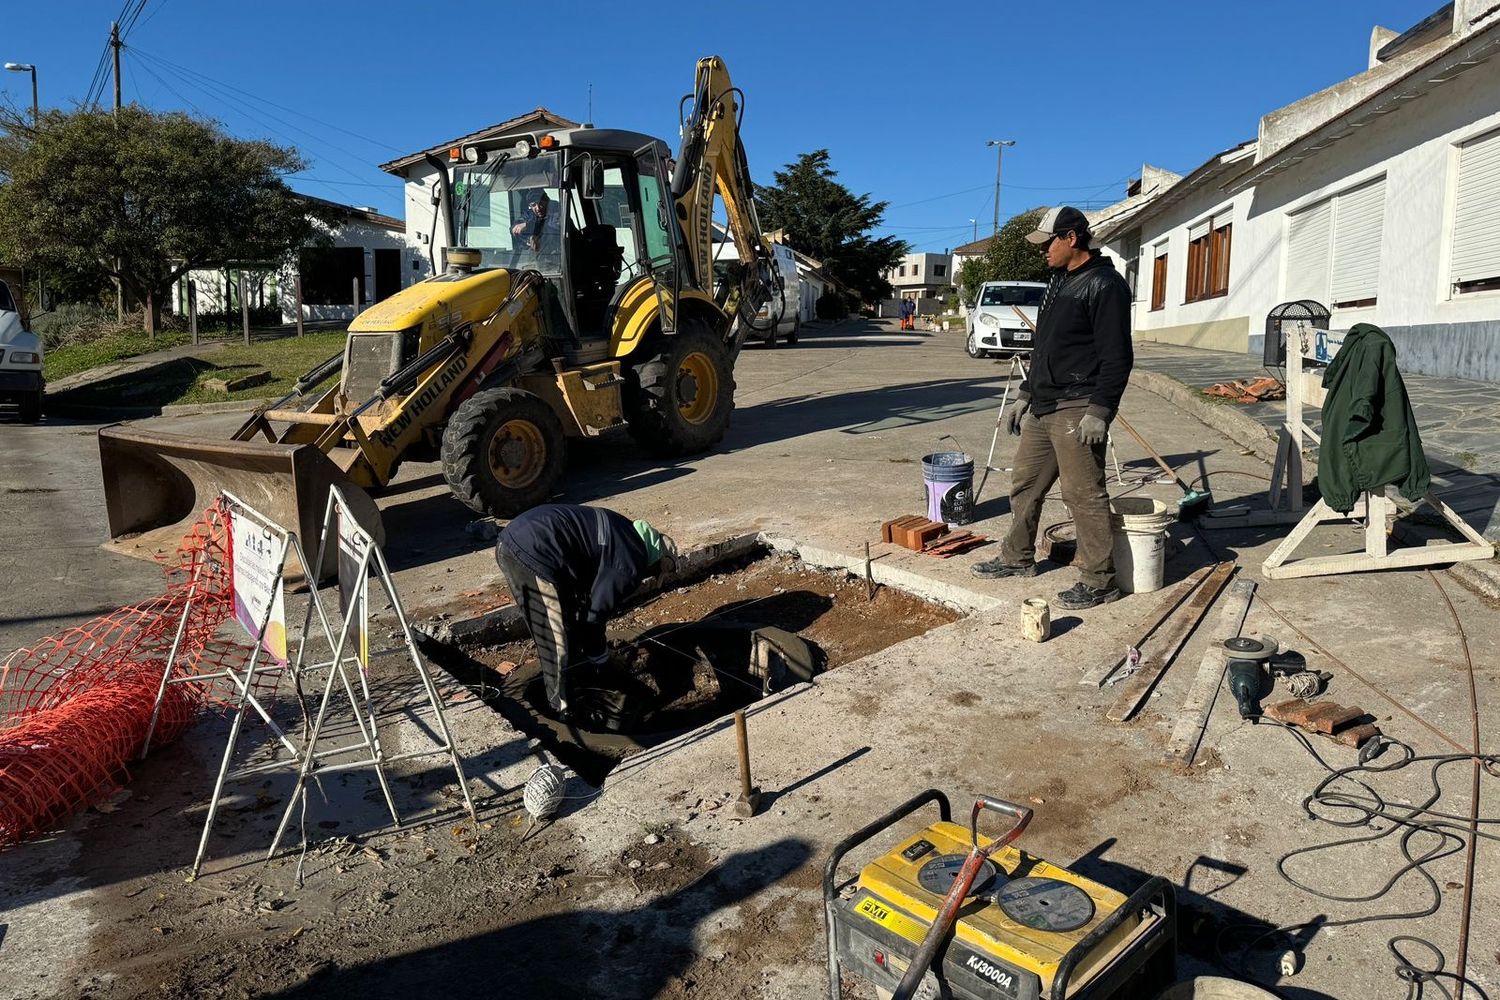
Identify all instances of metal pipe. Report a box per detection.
[734,709,752,800]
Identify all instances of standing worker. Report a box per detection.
[495,504,676,721]
[970,206,1133,610]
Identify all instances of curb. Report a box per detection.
[1130,365,1500,595]
[1129,369,1281,467]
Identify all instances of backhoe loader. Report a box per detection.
[99,56,778,578]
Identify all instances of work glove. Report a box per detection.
[1006,398,1031,437]
[1077,413,1109,446]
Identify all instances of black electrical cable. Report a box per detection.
[1188,520,1495,998]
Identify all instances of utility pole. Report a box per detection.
[969,219,977,243]
[111,22,121,115]
[986,139,1015,236]
[112,21,124,321]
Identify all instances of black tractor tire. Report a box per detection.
[17,391,41,423]
[440,387,566,518]
[624,322,735,457]
[785,316,800,346]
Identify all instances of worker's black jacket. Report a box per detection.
[1020,251,1133,419]
[497,504,650,627]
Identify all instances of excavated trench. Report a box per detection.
[422,551,959,783]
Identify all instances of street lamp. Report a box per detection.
[985,139,1016,236]
[4,63,37,126]
[969,218,977,242]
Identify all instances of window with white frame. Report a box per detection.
[1283,175,1386,309]
[1451,128,1500,294]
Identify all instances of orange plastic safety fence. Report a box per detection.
[0,500,282,850]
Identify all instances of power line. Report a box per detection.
[132,46,404,155]
[135,51,388,189]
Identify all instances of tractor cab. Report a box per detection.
[449,128,686,359]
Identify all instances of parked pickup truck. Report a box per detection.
[0,279,43,422]
[966,280,1044,359]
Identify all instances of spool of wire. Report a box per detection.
[1284,671,1325,699]
[523,763,567,821]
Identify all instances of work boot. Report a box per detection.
[1054,582,1122,610]
[970,558,1037,579]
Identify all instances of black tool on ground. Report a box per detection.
[1223,636,1277,720]
[823,789,1177,1000]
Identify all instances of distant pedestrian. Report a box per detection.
[970,206,1133,610]
[900,298,915,330]
[495,504,676,721]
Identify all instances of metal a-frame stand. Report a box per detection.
[265,487,476,864]
[142,493,387,880]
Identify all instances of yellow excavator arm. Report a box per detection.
[671,56,779,345]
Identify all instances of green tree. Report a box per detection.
[956,208,1050,303]
[0,105,331,333]
[755,149,906,305]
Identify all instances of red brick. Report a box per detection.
[912,521,949,550]
[1333,723,1380,748]
[1265,699,1315,726]
[1311,704,1364,735]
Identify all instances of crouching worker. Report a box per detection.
[495,503,677,721]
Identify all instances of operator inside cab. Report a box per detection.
[495,503,677,722]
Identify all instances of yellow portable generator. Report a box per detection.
[823,790,1176,1000]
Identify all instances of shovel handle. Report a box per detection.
[972,795,1033,856]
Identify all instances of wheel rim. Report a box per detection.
[488,418,548,488]
[676,351,719,425]
[967,332,979,356]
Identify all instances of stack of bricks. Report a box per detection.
[1264,698,1380,748]
[881,516,949,552]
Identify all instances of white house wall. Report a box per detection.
[1249,50,1500,380]
[1131,50,1500,380]
[1132,188,1261,354]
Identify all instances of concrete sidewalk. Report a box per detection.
[3,319,1497,999]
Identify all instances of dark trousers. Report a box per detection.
[496,545,577,715]
[1000,409,1116,590]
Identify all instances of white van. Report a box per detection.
[712,232,802,347]
[0,279,43,422]
[967,280,1044,359]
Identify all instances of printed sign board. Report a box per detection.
[335,494,372,671]
[230,507,288,664]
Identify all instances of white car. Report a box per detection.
[712,233,802,347]
[966,280,1044,359]
[0,279,43,422]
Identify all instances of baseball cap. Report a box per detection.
[1026,206,1092,245]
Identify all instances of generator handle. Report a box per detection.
[1051,875,1176,1000]
[823,789,951,1000]
[971,796,1032,856]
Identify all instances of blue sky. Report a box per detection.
[3,1,1438,252]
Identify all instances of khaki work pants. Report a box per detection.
[1000,409,1116,590]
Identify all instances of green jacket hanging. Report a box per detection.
[1318,323,1430,514]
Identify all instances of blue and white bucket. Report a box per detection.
[921,451,975,525]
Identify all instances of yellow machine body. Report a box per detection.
[98,56,779,579]
[854,821,1148,995]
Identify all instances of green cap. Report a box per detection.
[632,519,664,565]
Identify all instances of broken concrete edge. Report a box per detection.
[43,397,271,419]
[412,529,1000,649]
[1130,365,1500,596]
[757,533,1003,613]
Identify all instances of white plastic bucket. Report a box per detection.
[1110,497,1172,594]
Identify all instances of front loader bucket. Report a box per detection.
[98,424,384,584]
